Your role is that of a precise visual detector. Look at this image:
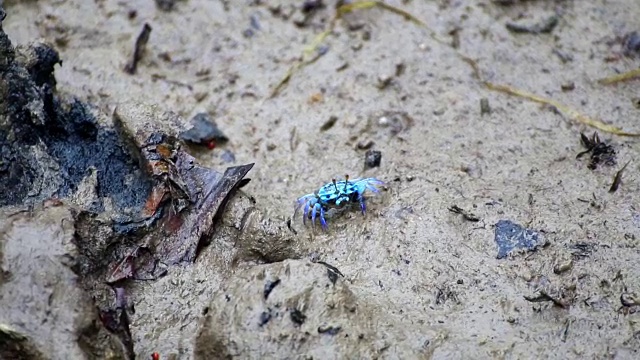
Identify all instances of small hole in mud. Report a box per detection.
[202,307,209,315]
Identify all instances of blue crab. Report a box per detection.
[294,175,384,231]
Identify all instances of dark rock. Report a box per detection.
[624,31,640,56]
[179,113,229,147]
[494,220,546,259]
[364,150,382,169]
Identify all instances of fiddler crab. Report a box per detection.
[294,175,384,231]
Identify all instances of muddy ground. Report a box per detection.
[1,0,640,359]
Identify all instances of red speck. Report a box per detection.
[207,140,216,150]
[151,352,160,360]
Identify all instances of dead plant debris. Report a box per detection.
[568,242,597,259]
[124,23,152,75]
[448,205,480,222]
[289,308,306,326]
[609,160,631,193]
[524,289,569,309]
[462,56,640,137]
[576,132,617,170]
[598,68,640,85]
[99,287,135,359]
[505,14,559,34]
[318,324,342,335]
[264,279,281,300]
[316,261,345,278]
[320,115,338,131]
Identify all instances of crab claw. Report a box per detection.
[362,178,385,193]
[351,178,384,195]
[352,178,385,216]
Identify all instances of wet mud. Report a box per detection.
[1,0,640,359]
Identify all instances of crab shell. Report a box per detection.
[293,177,384,231]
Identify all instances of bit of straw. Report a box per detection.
[598,68,640,85]
[337,1,425,27]
[462,56,640,137]
[270,0,430,98]
[269,0,640,137]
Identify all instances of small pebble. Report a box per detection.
[336,62,349,71]
[620,292,638,307]
[377,75,393,89]
[242,28,255,38]
[221,150,236,163]
[433,107,445,116]
[356,139,374,150]
[364,150,382,169]
[624,31,640,55]
[480,98,491,115]
[561,82,575,91]
[180,113,229,146]
[194,92,208,102]
[320,115,338,131]
[301,0,324,14]
[553,259,573,274]
[259,311,272,326]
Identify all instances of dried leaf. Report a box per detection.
[150,151,254,265]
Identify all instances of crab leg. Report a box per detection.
[303,200,311,225]
[311,203,319,228]
[320,206,327,231]
[293,198,305,219]
[359,195,366,215]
